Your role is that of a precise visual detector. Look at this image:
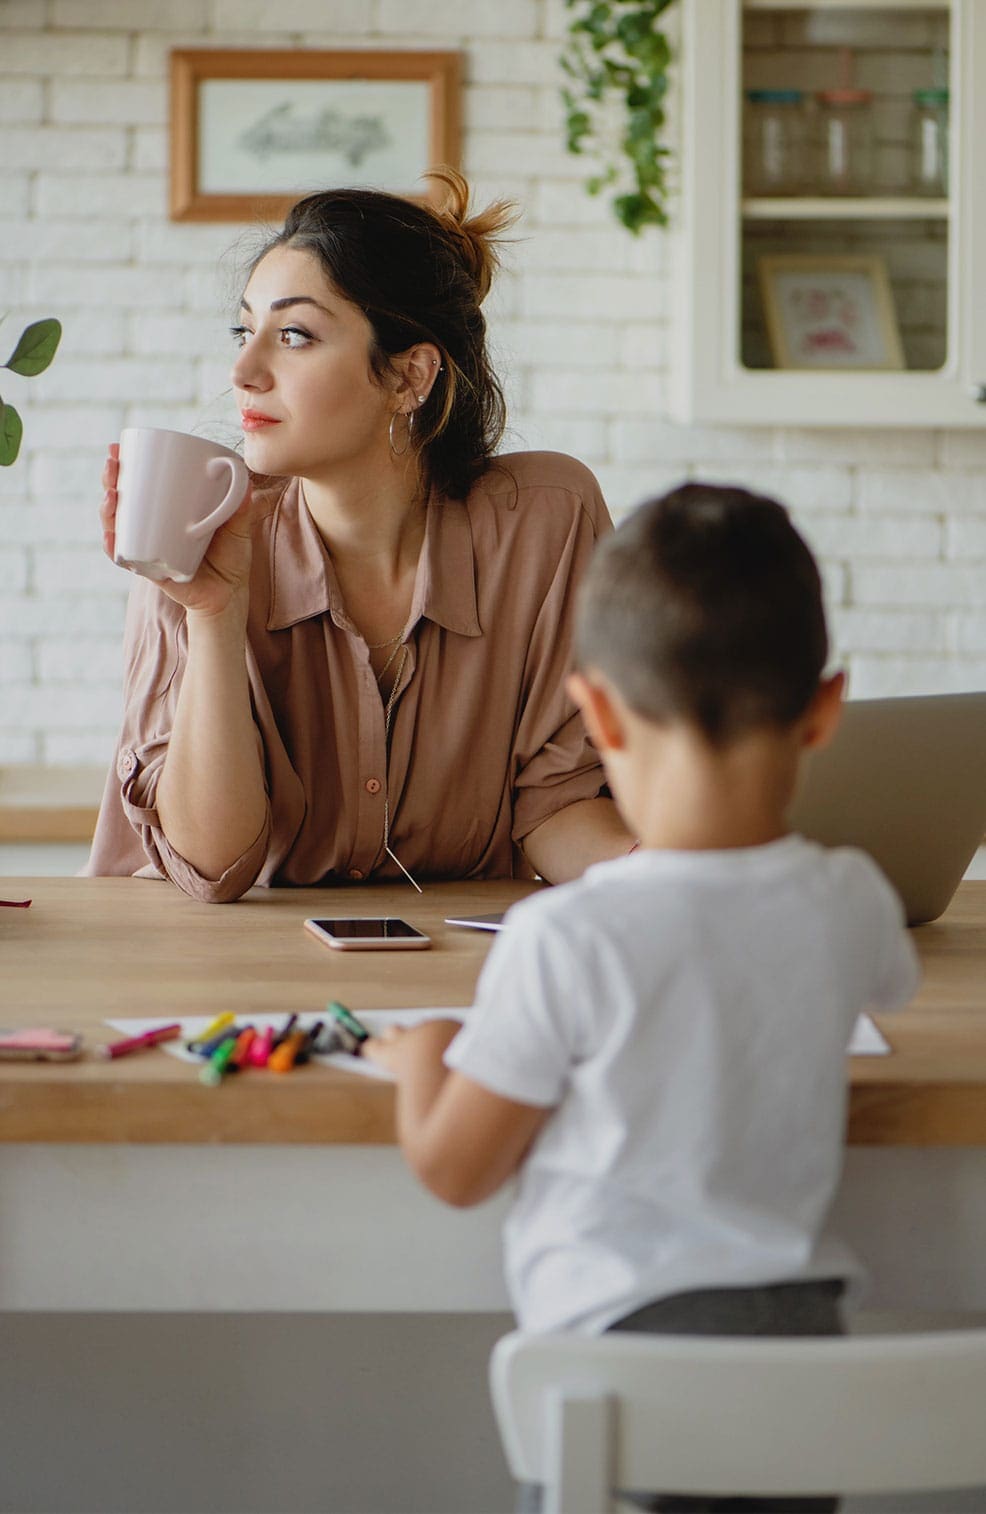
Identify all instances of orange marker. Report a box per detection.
[229,1026,256,1068]
[268,1028,307,1073]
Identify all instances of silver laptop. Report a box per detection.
[787,692,986,925]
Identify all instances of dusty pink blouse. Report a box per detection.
[86,451,611,902]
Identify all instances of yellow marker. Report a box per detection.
[187,1010,235,1050]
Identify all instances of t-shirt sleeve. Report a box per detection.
[444,904,580,1108]
[84,576,271,903]
[510,470,612,842]
[854,856,922,1013]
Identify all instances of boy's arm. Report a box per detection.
[364,1022,552,1208]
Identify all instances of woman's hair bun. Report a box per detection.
[422,166,516,303]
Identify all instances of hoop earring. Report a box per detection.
[389,409,414,458]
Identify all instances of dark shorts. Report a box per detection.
[517,1278,845,1514]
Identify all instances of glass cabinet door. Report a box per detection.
[671,0,986,426]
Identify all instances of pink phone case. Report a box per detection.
[0,1027,83,1061]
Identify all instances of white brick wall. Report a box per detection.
[1,0,984,768]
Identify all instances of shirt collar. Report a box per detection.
[266,478,481,638]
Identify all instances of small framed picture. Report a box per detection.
[169,48,462,222]
[758,254,905,371]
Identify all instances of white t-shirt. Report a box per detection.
[445,837,920,1334]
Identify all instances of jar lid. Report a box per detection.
[817,88,872,106]
[746,89,803,104]
[913,87,949,106]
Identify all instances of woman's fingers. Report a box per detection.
[100,445,121,559]
[100,444,119,490]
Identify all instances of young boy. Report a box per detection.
[364,483,919,1513]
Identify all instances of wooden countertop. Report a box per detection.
[2,877,985,1147]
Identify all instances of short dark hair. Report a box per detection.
[575,482,829,745]
[249,169,514,501]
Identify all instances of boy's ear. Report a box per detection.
[566,671,627,753]
[802,670,845,750]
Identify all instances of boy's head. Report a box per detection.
[575,482,829,747]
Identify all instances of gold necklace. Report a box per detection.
[365,628,404,651]
[374,637,405,686]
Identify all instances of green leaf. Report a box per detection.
[4,317,62,377]
[561,0,676,233]
[0,401,23,465]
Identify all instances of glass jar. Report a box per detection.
[743,89,807,196]
[814,88,874,195]
[910,87,949,196]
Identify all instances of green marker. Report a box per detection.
[199,1032,239,1087]
[326,1000,370,1055]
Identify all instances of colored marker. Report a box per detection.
[199,1034,239,1087]
[326,1001,370,1055]
[186,1010,235,1051]
[194,1025,241,1059]
[270,1012,298,1051]
[247,1026,274,1067]
[229,1026,257,1068]
[98,1023,181,1060]
[294,1020,324,1066]
[307,1024,345,1056]
[268,1028,308,1074]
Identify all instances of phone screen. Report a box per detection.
[310,918,426,940]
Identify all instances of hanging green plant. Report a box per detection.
[0,317,62,466]
[560,0,677,235]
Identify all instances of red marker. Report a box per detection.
[97,1023,182,1060]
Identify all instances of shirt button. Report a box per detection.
[117,749,138,780]
[349,868,364,881]
[365,777,381,794]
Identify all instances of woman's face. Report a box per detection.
[231,245,396,481]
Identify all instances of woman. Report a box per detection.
[87,170,632,902]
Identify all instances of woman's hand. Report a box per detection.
[100,442,257,621]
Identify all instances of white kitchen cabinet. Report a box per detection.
[671,0,986,425]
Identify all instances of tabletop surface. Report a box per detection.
[2,876,985,1146]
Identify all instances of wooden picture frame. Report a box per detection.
[170,48,462,222]
[758,254,906,371]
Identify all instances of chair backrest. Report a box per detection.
[490,1328,986,1514]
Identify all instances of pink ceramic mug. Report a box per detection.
[113,427,250,583]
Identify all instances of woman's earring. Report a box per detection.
[389,409,414,457]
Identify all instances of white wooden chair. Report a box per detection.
[490,1327,986,1513]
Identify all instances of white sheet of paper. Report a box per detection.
[105,1009,469,1078]
[106,1008,889,1077]
[848,1012,891,1055]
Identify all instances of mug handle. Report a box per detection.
[187,456,250,540]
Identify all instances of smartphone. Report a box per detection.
[0,1028,83,1061]
[304,917,432,951]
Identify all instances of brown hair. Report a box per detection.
[576,483,829,745]
[251,168,516,500]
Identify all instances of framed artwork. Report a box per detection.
[758,255,906,371]
[169,48,462,222]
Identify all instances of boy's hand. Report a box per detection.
[361,1024,408,1075]
[362,1019,462,1078]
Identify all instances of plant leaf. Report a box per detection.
[0,401,24,465]
[560,0,676,234]
[4,318,62,377]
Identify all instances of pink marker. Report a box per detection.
[97,1023,182,1060]
[248,1025,274,1067]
